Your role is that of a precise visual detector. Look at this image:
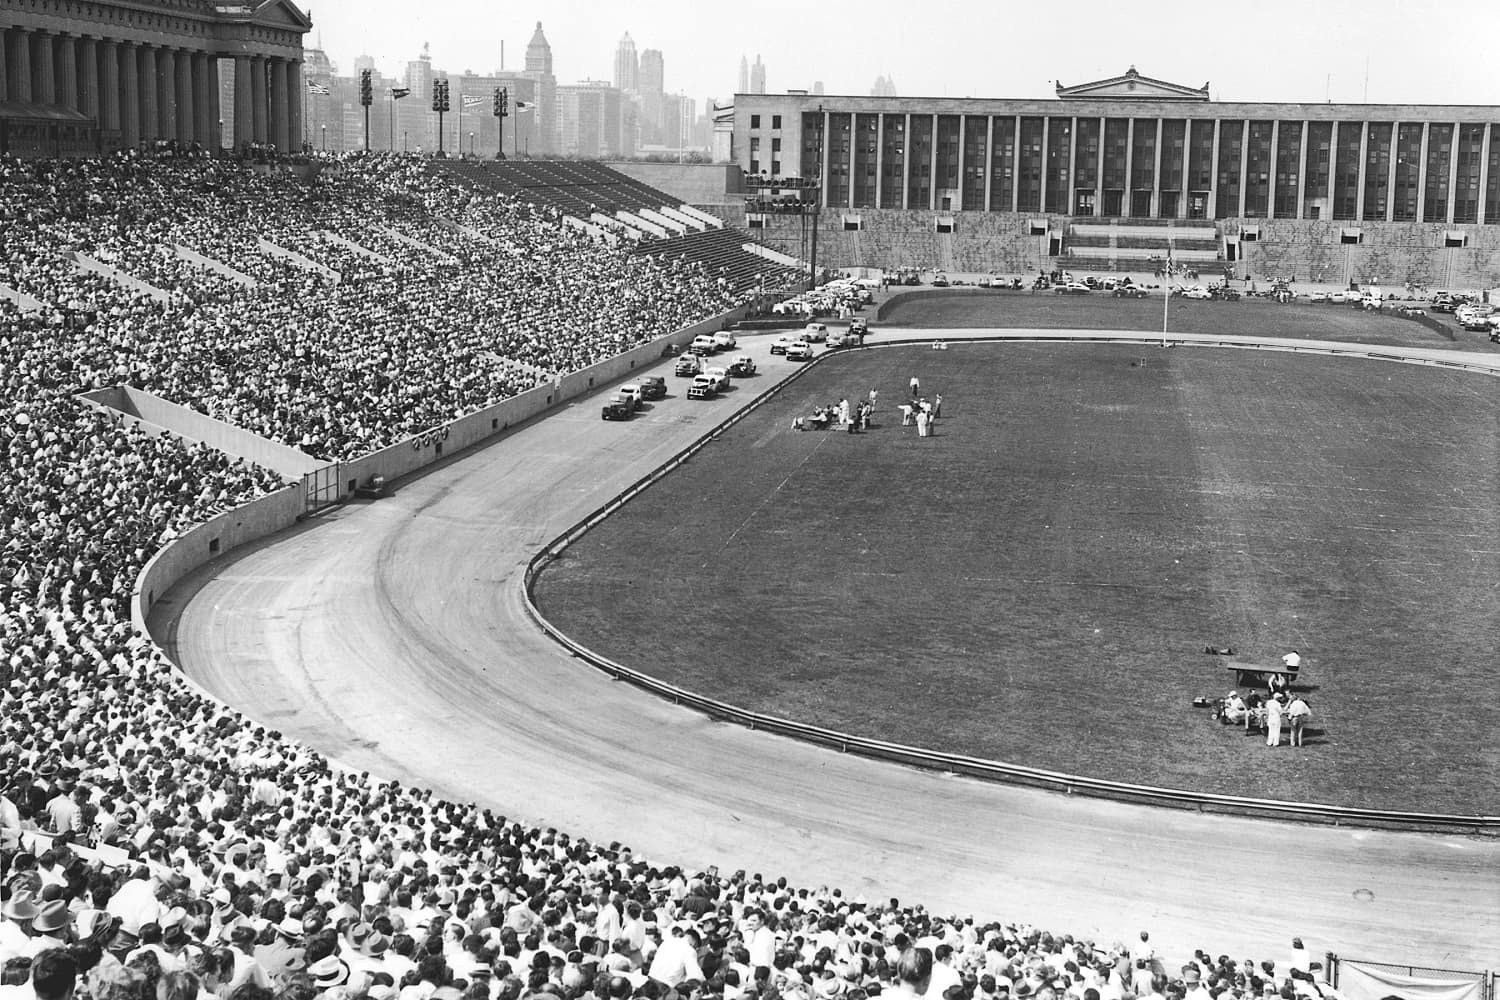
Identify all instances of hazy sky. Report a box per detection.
[305,0,1500,108]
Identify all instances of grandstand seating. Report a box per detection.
[633,226,804,294]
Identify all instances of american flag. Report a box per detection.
[462,95,486,109]
[306,81,330,96]
[516,100,536,113]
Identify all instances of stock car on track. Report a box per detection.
[675,354,703,377]
[727,355,757,377]
[770,334,795,355]
[638,376,667,400]
[601,396,633,420]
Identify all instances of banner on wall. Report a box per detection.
[1337,962,1484,1000]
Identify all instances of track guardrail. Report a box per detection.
[521,331,1500,835]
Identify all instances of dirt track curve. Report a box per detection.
[152,330,1500,970]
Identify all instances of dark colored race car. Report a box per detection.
[601,396,633,420]
[638,375,667,400]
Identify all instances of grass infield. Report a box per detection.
[533,311,1500,815]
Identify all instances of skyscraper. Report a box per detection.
[739,56,749,95]
[639,48,665,142]
[614,33,638,92]
[750,55,766,94]
[870,74,898,97]
[523,22,556,154]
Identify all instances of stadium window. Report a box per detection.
[750,114,761,128]
[1444,231,1468,248]
[772,138,781,153]
[772,115,782,129]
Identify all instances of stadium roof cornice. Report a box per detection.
[1055,65,1210,101]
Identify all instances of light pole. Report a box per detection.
[217,119,224,155]
[403,131,408,153]
[321,125,326,151]
[469,131,474,157]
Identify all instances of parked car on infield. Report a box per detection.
[1112,285,1148,298]
[1055,282,1092,295]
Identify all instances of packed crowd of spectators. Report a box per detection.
[1,149,1333,1000]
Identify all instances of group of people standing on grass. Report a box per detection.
[1217,690,1313,747]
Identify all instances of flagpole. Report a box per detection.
[1162,240,1173,347]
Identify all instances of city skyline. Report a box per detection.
[305,0,1500,108]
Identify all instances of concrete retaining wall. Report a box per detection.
[80,386,326,479]
[132,484,305,631]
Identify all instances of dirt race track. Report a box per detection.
[152,328,1500,971]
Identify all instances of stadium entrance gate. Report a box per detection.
[302,463,342,515]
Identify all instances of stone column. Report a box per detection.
[1355,121,1369,221]
[57,33,78,110]
[928,114,938,211]
[139,45,159,141]
[983,116,994,211]
[7,29,31,103]
[1152,118,1164,218]
[902,113,911,210]
[193,52,215,148]
[118,42,139,147]
[77,36,98,119]
[1478,124,1493,225]
[874,114,885,208]
[1237,121,1249,218]
[157,47,176,143]
[1267,121,1280,218]
[1010,115,1021,213]
[1446,121,1460,224]
[251,55,268,143]
[286,59,303,152]
[33,30,56,105]
[1179,122,1191,219]
[1123,118,1135,217]
[268,56,287,150]
[1067,115,1079,216]
[1095,116,1105,217]
[1209,119,1221,217]
[1037,117,1049,215]
[0,29,8,103]
[98,40,120,136]
[234,54,253,149]
[1296,120,1309,219]
[1415,123,1429,223]
[175,49,193,143]
[1385,123,1399,222]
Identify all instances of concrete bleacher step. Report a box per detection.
[676,204,724,229]
[257,238,341,283]
[1072,223,1218,241]
[616,210,667,239]
[377,225,460,264]
[1,282,49,312]
[636,208,687,236]
[64,250,172,303]
[171,244,258,288]
[319,231,396,264]
[561,215,618,244]
[742,242,803,269]
[657,206,706,232]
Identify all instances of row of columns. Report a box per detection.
[808,111,1495,225]
[0,26,302,151]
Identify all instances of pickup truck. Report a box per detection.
[686,373,720,399]
[601,396,633,420]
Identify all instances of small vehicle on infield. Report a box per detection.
[674,353,703,377]
[727,354,757,377]
[1112,285,1148,299]
[637,375,667,401]
[786,340,814,361]
[601,396,634,420]
[686,373,720,399]
[1054,282,1092,295]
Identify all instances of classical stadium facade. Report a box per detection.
[725,67,1500,289]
